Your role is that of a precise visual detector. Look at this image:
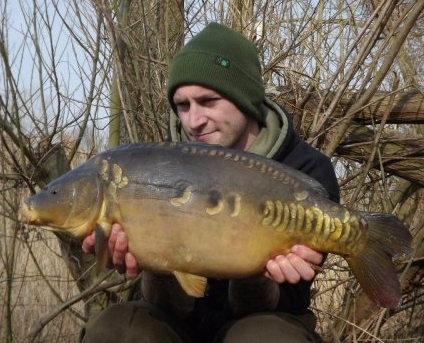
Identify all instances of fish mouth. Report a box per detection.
[20,202,38,223]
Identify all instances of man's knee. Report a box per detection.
[79,301,187,343]
[218,313,321,343]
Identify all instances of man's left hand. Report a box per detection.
[264,245,323,283]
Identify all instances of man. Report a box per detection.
[80,22,339,343]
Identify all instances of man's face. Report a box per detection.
[173,85,259,151]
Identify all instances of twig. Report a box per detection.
[311,307,386,343]
[26,269,129,343]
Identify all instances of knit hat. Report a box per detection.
[167,23,266,125]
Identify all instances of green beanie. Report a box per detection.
[167,23,266,125]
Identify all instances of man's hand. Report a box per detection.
[81,223,140,279]
[264,245,323,283]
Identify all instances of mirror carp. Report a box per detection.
[21,142,412,308]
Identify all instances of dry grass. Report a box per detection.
[1,228,83,343]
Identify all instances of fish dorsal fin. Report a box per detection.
[94,223,109,273]
[173,271,207,298]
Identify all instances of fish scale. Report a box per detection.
[20,141,412,308]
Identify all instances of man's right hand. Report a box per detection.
[82,223,140,279]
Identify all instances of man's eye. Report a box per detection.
[203,98,220,105]
[176,102,189,111]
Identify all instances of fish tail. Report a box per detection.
[345,212,412,308]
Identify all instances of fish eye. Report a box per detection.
[50,188,58,195]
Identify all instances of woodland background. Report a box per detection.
[0,0,423,342]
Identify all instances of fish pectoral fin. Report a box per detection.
[173,271,207,298]
[94,223,109,274]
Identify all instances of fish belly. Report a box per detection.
[116,197,295,279]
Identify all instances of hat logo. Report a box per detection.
[215,56,230,68]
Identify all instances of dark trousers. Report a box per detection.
[79,300,323,343]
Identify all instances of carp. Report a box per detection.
[21,142,412,308]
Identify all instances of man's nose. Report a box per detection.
[187,104,207,130]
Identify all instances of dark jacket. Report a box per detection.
[160,98,340,340]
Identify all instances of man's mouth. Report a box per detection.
[191,132,215,141]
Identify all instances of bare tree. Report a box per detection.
[0,0,423,342]
[0,1,112,342]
